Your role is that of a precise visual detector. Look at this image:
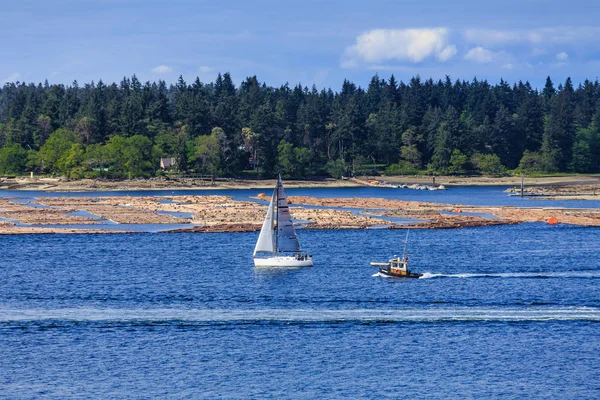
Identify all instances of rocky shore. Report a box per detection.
[506,183,600,200]
[1,174,599,192]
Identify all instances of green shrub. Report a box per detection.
[325,158,349,179]
[471,153,506,176]
[519,151,544,173]
[0,144,28,175]
[385,161,418,175]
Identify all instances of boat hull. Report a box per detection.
[254,256,313,267]
[378,268,422,278]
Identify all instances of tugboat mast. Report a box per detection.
[402,230,410,259]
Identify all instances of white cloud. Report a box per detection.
[152,65,172,74]
[342,28,457,67]
[198,66,213,73]
[556,52,569,61]
[2,72,21,84]
[464,46,494,63]
[437,45,458,62]
[527,32,543,44]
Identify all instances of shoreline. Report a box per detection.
[506,183,600,200]
[1,174,599,192]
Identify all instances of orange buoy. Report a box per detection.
[548,217,559,225]
[454,208,461,213]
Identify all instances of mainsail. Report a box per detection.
[253,190,276,256]
[276,175,301,253]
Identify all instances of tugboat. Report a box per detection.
[370,231,422,278]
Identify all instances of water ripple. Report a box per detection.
[2,307,599,324]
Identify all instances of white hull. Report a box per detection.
[253,256,313,267]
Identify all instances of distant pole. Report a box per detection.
[432,174,436,186]
[521,173,524,198]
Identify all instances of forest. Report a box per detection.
[0,73,599,179]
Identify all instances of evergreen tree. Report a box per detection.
[492,105,516,168]
[431,106,460,173]
[542,78,576,170]
[1,74,600,177]
[542,76,556,113]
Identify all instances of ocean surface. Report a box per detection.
[2,184,600,208]
[1,187,600,398]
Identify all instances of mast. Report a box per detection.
[275,174,279,255]
[521,173,524,198]
[402,230,409,259]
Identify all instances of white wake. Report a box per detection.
[419,271,600,279]
[372,272,391,278]
[1,307,599,323]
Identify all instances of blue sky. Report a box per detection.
[2,0,599,89]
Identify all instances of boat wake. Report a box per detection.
[1,307,599,324]
[372,272,391,278]
[419,271,600,279]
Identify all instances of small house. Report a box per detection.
[160,157,177,170]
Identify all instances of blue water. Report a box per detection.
[66,210,104,220]
[2,185,600,208]
[1,222,599,398]
[157,210,195,219]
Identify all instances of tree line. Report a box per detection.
[0,73,599,178]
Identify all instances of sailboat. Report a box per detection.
[370,230,422,278]
[253,175,313,267]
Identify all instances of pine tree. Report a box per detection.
[2,73,600,177]
[431,106,460,172]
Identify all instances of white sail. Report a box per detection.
[276,175,301,253]
[253,176,312,267]
[253,190,276,256]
